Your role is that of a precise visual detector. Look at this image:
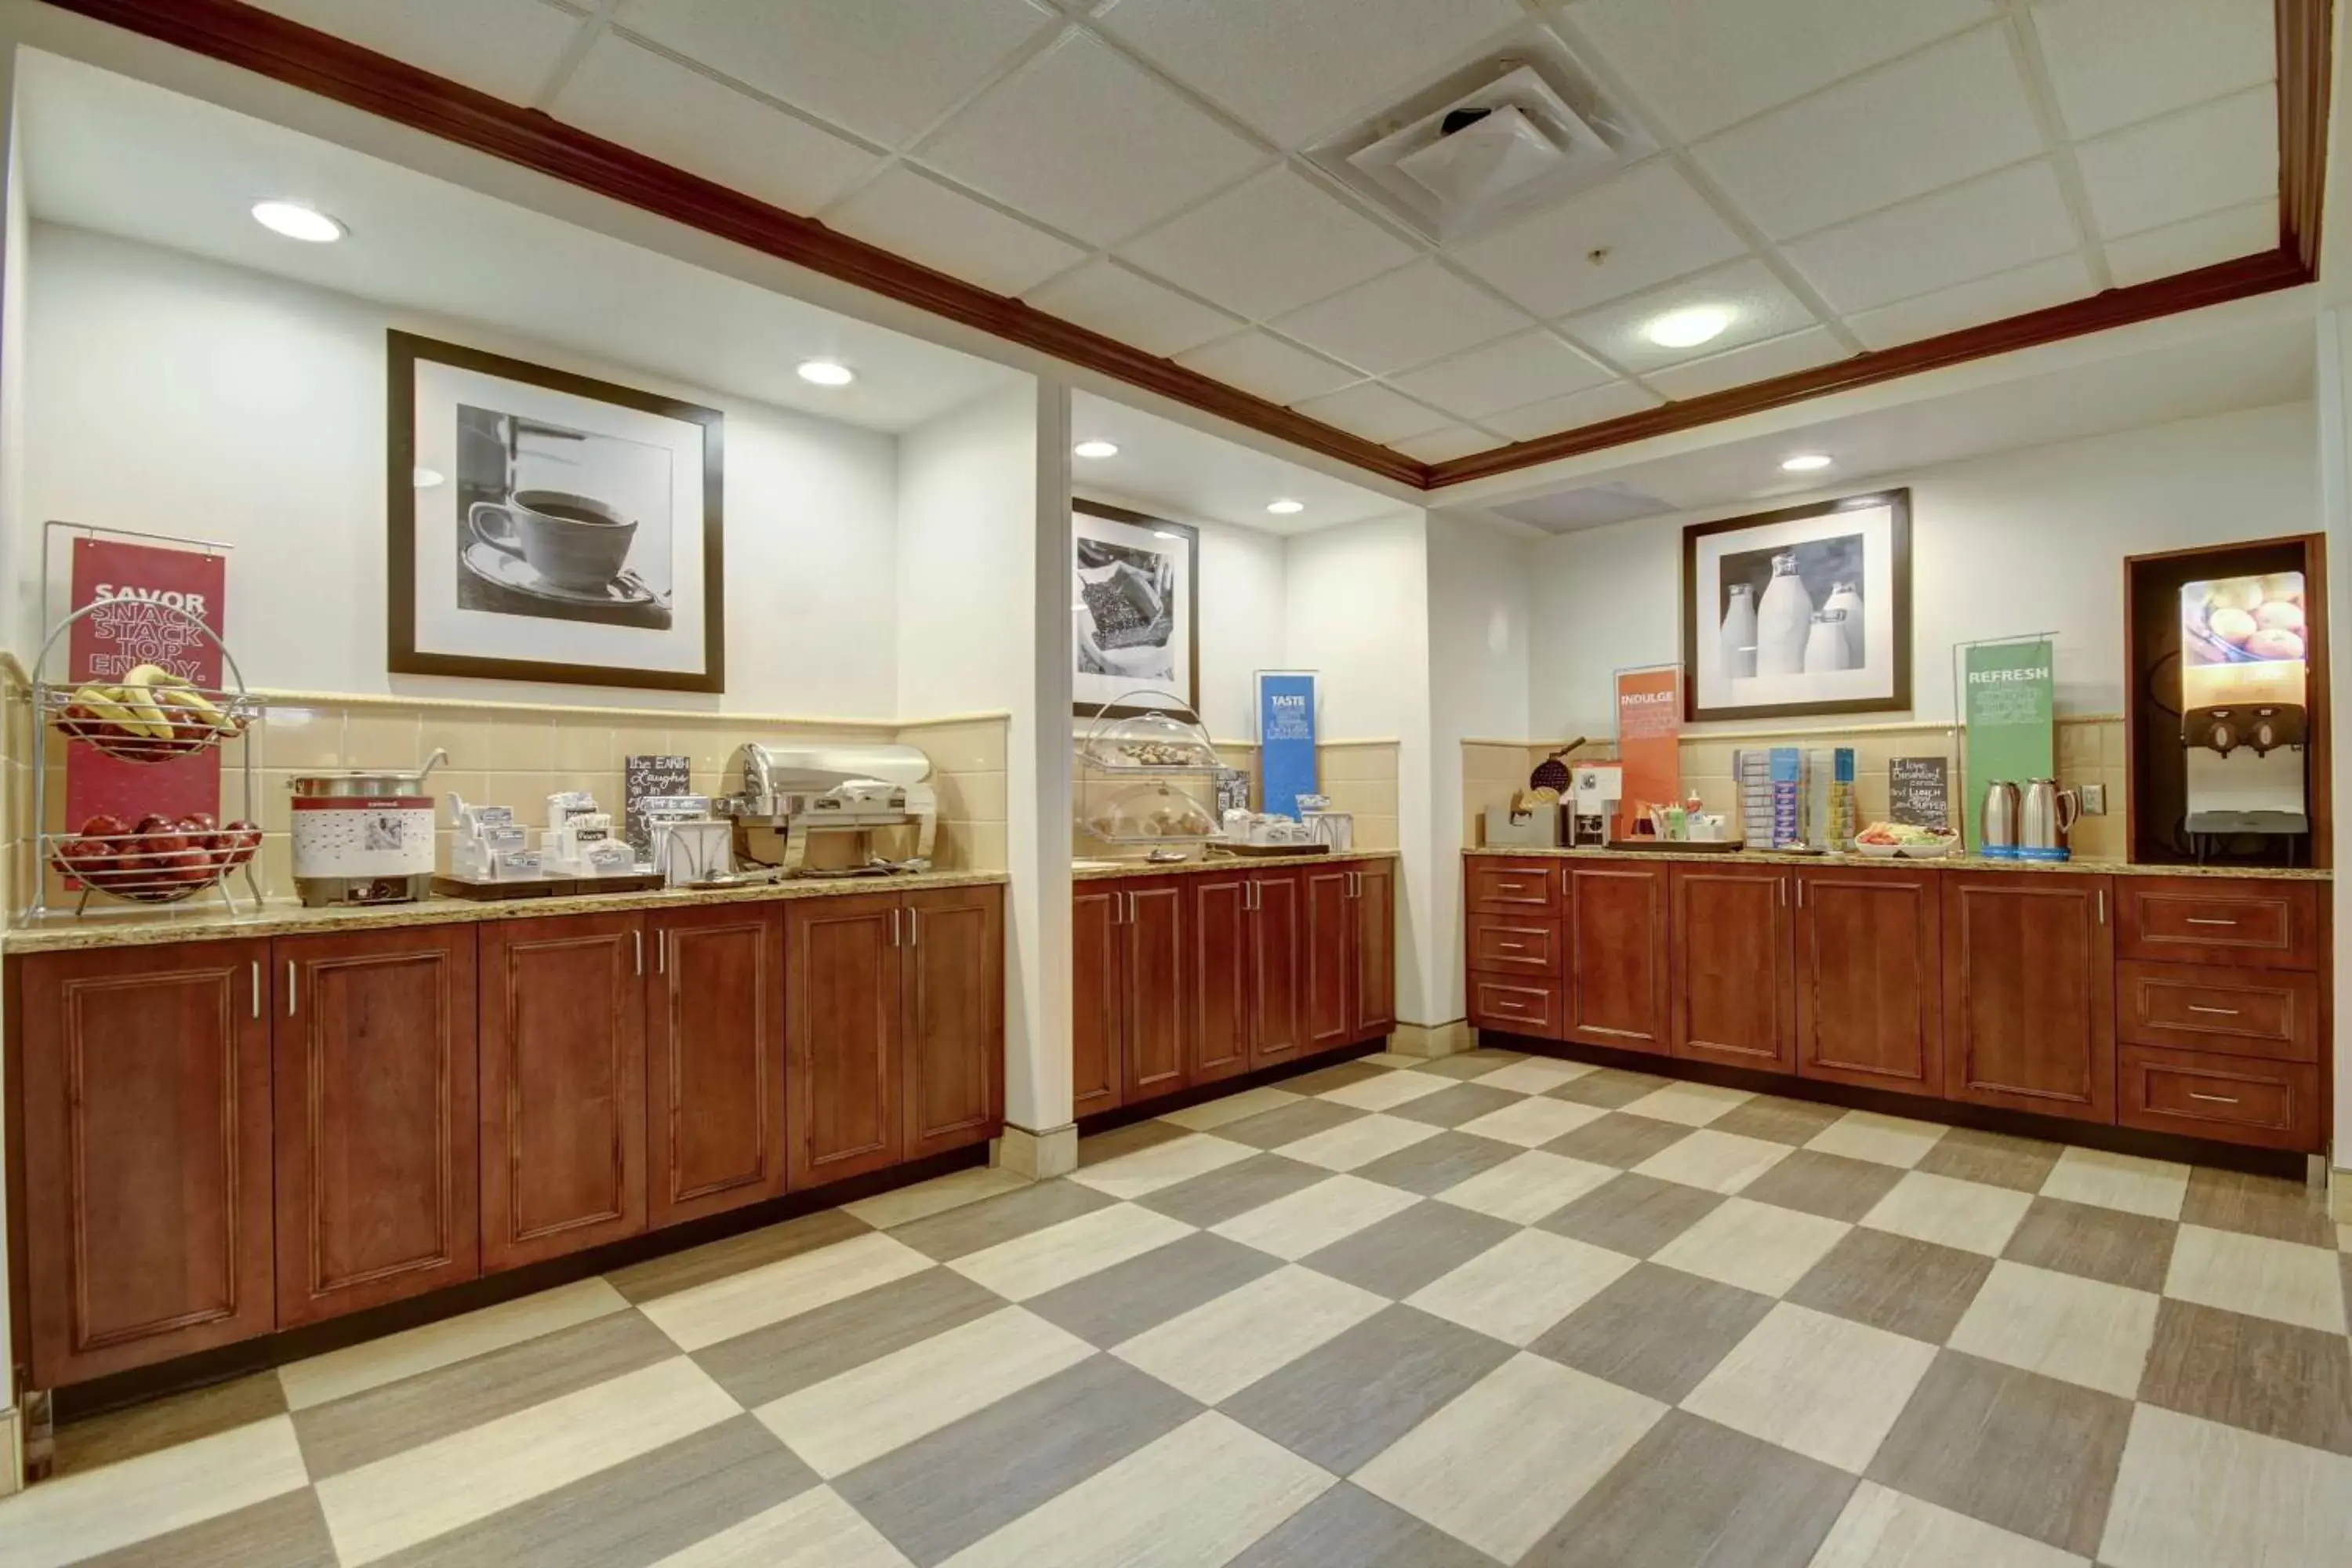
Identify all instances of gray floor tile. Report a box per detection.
[1283,1060,1395,1095]
[1301,1201,1519,1299]
[79,1490,336,1568]
[1912,1126,2064,1193]
[2138,1298,2352,1456]
[1025,1231,1283,1348]
[1215,1097,1370,1151]
[1410,1049,1529,1082]
[1544,1112,1693,1169]
[2180,1167,2339,1248]
[1738,1149,1907,1223]
[836,1356,1196,1566]
[1221,1305,1514,1475]
[1349,1130,1523,1196]
[2001,1195,2177,1293]
[1547,1068,1671,1109]
[51,1371,287,1479]
[1785,1229,1994,1345]
[1134,1152,1333,1229]
[1519,1410,1856,1568]
[1866,1349,2132,1558]
[1539,1173,1726,1258]
[608,1207,873,1304]
[1387,1081,1525,1128]
[1531,1261,1775,1404]
[1709,1096,1847,1147]
[693,1266,1005,1408]
[887,1178,1117,1263]
[1225,1481,1498,1568]
[1077,1118,1192,1167]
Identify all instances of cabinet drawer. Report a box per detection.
[2116,960,2318,1062]
[1468,915,1560,977]
[1469,977,1559,1038]
[2118,1046,2321,1152]
[2116,878,2319,970]
[1468,860,1560,915]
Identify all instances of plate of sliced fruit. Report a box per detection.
[1855,822,1959,858]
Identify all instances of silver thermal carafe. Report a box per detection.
[1979,780,2020,851]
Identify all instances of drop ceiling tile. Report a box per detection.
[2030,0,2275,140]
[1119,169,1417,322]
[614,0,1057,147]
[1482,380,1662,442]
[1270,260,1531,376]
[1388,331,1615,421]
[243,0,581,103]
[824,165,1086,296]
[1560,259,1818,374]
[2104,198,2280,287]
[1646,326,1849,401]
[2076,86,2278,241]
[554,36,882,215]
[1693,24,2043,241]
[1097,0,1523,149]
[1843,252,2094,350]
[1026,260,1243,356]
[920,31,1269,246]
[1449,160,1751,320]
[1174,331,1363,405]
[1781,160,2080,314]
[1392,426,1498,463]
[1291,382,1453,445]
[1562,0,1997,143]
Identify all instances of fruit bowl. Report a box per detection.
[48,667,253,764]
[48,816,262,906]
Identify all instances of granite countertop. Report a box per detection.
[2,869,1011,954]
[1073,848,1399,882]
[1462,845,2331,881]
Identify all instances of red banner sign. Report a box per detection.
[64,539,229,831]
[1614,666,1683,838]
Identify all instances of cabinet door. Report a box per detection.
[1248,871,1307,1068]
[20,942,274,1386]
[1352,861,1398,1037]
[1797,868,1943,1094]
[786,893,903,1189]
[1565,864,1670,1054]
[1188,873,1252,1084]
[1943,873,2115,1123]
[902,885,1005,1160]
[1123,880,1191,1099]
[1670,866,1792,1071]
[276,927,479,1329]
[648,904,786,1229]
[1073,884,1125,1114]
[1303,866,1356,1051]
[480,913,648,1272]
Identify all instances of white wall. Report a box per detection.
[0,50,24,1431]
[2318,313,2350,1181]
[1530,401,2319,732]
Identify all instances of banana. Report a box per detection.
[113,670,175,739]
[122,663,187,689]
[71,683,140,730]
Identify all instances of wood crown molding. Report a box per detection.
[30,0,2338,495]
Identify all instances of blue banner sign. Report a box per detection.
[1257,672,1319,819]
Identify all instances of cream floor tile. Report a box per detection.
[1319,1069,1455,1112]
[1160,1085,1301,1131]
[1114,1265,1386,1403]
[1279,1112,1443,1172]
[1947,1261,2161,1398]
[2162,1224,2347,1334]
[1804,1109,1947,1169]
[1619,1080,1755,1127]
[947,1203,1195,1301]
[1861,1170,2034,1257]
[1632,1128,1792,1195]
[1809,1480,2089,1568]
[651,1486,914,1568]
[1069,1134,1255,1200]
[1457,1094,1610,1148]
[1407,1229,1637,1345]
[0,1417,308,1568]
[2339,1223,2351,1252]
[844,1167,1031,1231]
[1355,1352,1665,1563]
[1209,1173,1423,1259]
[641,1232,935,1352]
[1437,1150,1618,1224]
[1474,1058,1596,1095]
[2038,1147,2190,1221]
[278,1277,627,1410]
[2099,1405,2352,1568]
[1682,1302,1939,1473]
[757,1308,1093,1477]
[1653,1196,1852,1297]
[1354,1051,1433,1071]
[314,1357,739,1565]
[940,1411,1331,1568]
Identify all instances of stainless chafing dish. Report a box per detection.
[717,742,937,874]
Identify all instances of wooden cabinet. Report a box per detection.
[648,904,786,1229]
[1563,862,1670,1054]
[2118,1046,2321,1150]
[1354,860,1397,1036]
[1795,866,1944,1094]
[1943,873,2115,1123]
[479,913,648,1271]
[902,885,1005,1160]
[1305,866,1356,1051]
[1122,880,1191,1100]
[1188,872,1252,1085]
[275,927,478,1329]
[1246,869,1307,1069]
[1670,864,1793,1071]
[2116,877,2320,970]
[1072,884,1125,1114]
[785,893,902,1189]
[16,942,274,1387]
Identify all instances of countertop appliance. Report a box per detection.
[2020,778,2079,857]
[717,742,936,874]
[1980,780,2020,855]
[290,748,446,906]
[1570,764,1622,848]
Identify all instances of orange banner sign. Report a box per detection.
[1615,667,1683,838]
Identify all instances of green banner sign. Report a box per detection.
[1962,640,2055,850]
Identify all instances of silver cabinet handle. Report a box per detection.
[657,930,667,975]
[1796,879,1804,909]
[891,907,902,946]
[2186,1004,2241,1016]
[633,928,644,975]
[2185,916,2239,927]
[2187,1091,2241,1105]
[252,960,261,1019]
[1777,879,1786,907]
[286,959,296,1016]
[1130,891,1141,923]
[2096,888,2106,925]
[908,906,920,947]
[1496,942,1527,951]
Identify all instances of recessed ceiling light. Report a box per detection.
[797,359,855,387]
[1267,499,1305,516]
[1642,305,1732,349]
[1073,440,1120,459]
[251,201,344,243]
[1780,453,1833,472]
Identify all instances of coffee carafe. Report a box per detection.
[2020,778,2079,853]
[1980,780,2020,851]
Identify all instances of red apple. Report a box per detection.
[53,836,112,878]
[136,815,191,856]
[79,813,130,841]
[178,813,219,852]
[219,821,262,867]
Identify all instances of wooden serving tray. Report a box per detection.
[1218,842,1334,857]
[1604,839,1744,854]
[433,871,666,901]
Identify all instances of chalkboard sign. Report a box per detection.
[1890,756,1949,828]
[624,754,691,858]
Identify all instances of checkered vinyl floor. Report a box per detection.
[6,1049,2350,1567]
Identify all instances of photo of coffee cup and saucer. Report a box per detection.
[463,489,662,610]
[453,405,676,631]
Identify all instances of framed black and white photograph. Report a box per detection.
[1073,499,1198,717]
[388,330,724,691]
[1682,489,1911,722]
